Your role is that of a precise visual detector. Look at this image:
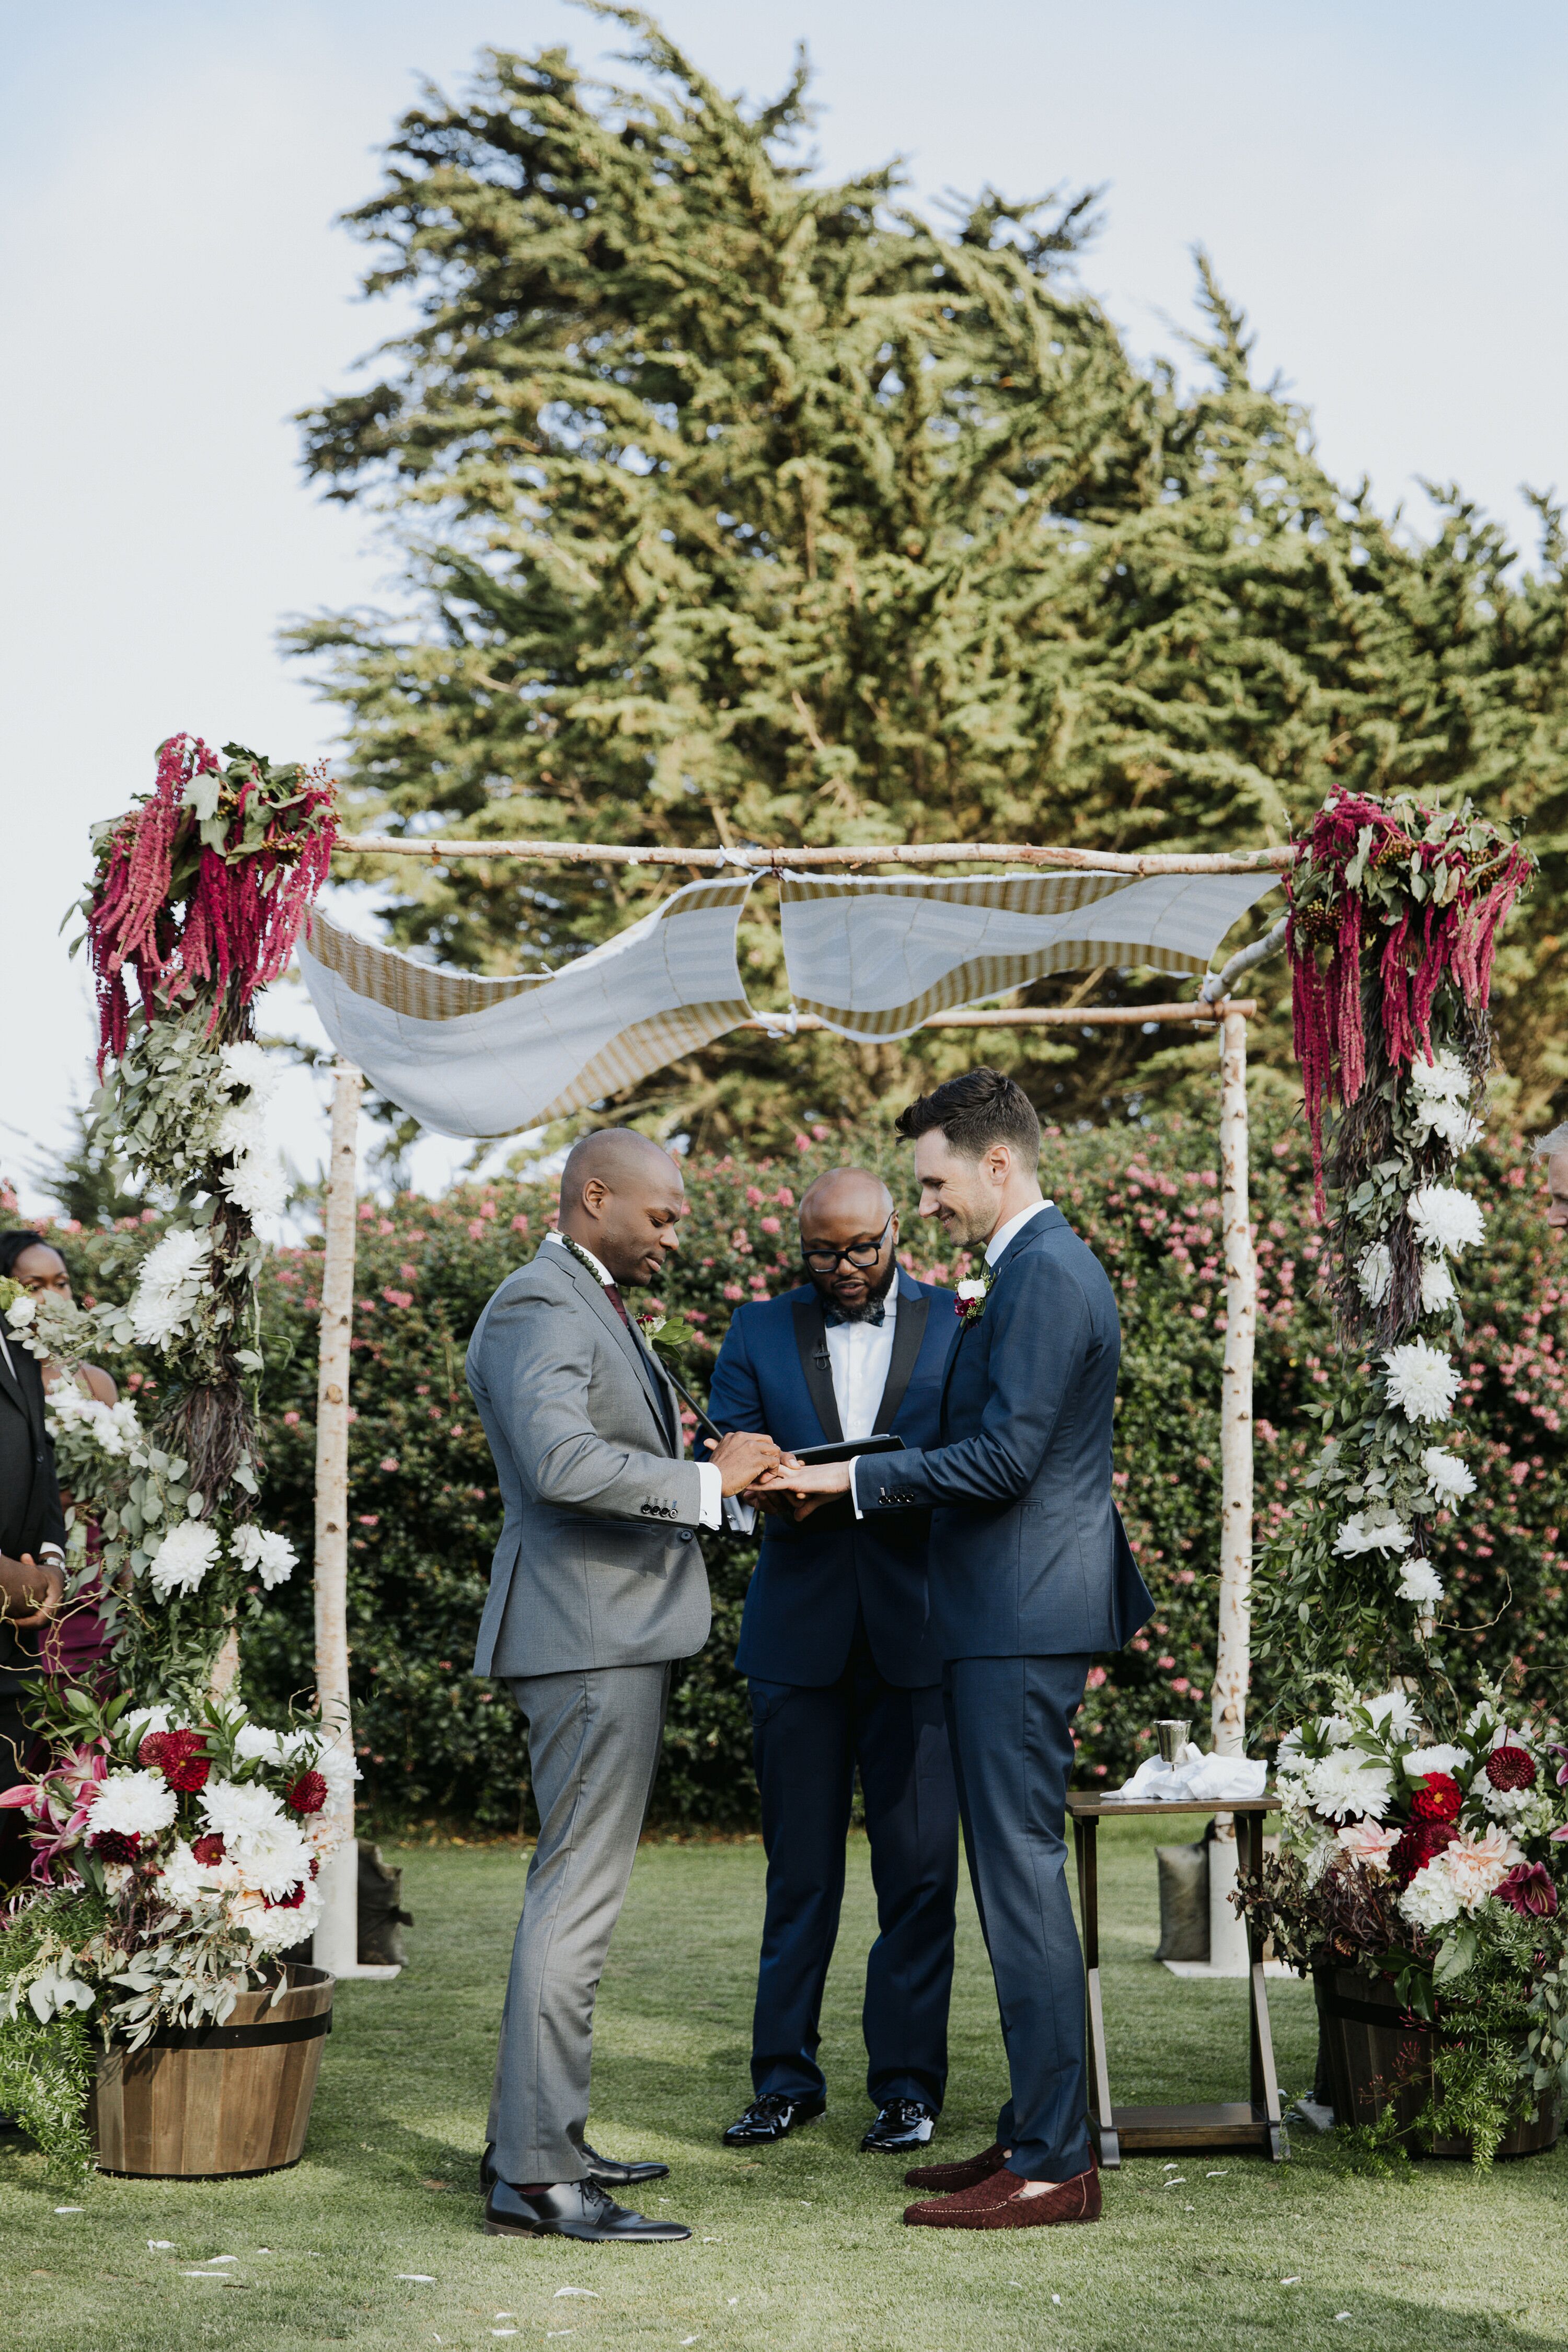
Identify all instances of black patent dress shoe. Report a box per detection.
[861,2098,937,2154]
[721,2091,826,2146]
[480,2140,669,2193]
[483,2176,690,2241]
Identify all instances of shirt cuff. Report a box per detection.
[850,1457,866,1521]
[37,1543,65,1567]
[696,1461,723,1530]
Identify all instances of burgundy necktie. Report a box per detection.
[602,1282,633,1329]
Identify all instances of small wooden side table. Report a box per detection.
[1067,1792,1287,2168]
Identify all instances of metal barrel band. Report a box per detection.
[129,2010,333,2054]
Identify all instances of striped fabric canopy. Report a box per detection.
[777,869,1282,1040]
[296,877,755,1138]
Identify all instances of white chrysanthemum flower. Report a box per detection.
[233,1876,323,1954]
[1383,1340,1461,1424]
[214,1100,270,1164]
[218,1041,278,1101]
[147,1517,222,1597]
[232,1724,286,1768]
[1404,1743,1466,1778]
[1472,1767,1539,1823]
[1421,1446,1476,1503]
[129,1227,211,1348]
[1305,1751,1394,1823]
[232,1525,297,1591]
[200,1780,314,1894]
[1363,1690,1421,1739]
[158,1837,236,1909]
[200,1777,285,1842]
[1397,1557,1445,1606]
[1398,1859,1463,1933]
[223,1152,289,1220]
[123,1704,171,1745]
[88,1768,179,1842]
[1412,1098,1483,1152]
[1334,1509,1414,1558]
[1420,1256,1458,1313]
[1408,1185,1485,1258]
[1356,1242,1393,1306]
[1408,1047,1471,1104]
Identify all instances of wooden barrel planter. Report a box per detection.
[89,1964,333,2179]
[1314,1963,1560,2160]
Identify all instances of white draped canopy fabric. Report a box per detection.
[777,869,1283,1040]
[296,877,755,1138]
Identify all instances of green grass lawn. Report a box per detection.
[3,1818,1564,2352]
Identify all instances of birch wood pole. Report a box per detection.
[310,1060,376,1978]
[1208,1008,1258,1971]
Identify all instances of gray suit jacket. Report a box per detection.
[467,1240,713,1678]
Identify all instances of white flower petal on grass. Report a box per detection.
[1396,1557,1445,1606]
[1356,1243,1392,1306]
[1408,1184,1485,1258]
[148,1519,222,1597]
[1382,1341,1461,1424]
[232,1525,297,1590]
[1421,1446,1476,1503]
[1333,1510,1413,1558]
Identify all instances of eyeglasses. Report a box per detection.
[800,1214,895,1274]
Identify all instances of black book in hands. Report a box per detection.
[789,1433,904,1467]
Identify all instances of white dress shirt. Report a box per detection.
[985,1196,1055,1265]
[545,1230,722,1529]
[823,1281,898,1443]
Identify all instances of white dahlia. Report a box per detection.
[1408,1185,1485,1258]
[1398,1858,1463,1933]
[1446,1826,1524,1911]
[1305,1751,1394,1823]
[1421,1446,1476,1504]
[88,1769,179,1842]
[1334,1509,1413,1558]
[232,1525,297,1592]
[1396,1556,1445,1606]
[147,1517,222,1597]
[1382,1341,1461,1424]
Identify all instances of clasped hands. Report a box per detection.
[0,1551,65,1630]
[701,1434,853,1523]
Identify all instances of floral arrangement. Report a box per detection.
[1239,1682,1567,2163]
[0,1688,354,2176]
[58,736,336,1680]
[1258,789,1536,1696]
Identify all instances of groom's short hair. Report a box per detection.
[894,1067,1040,1163]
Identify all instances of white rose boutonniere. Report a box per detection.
[954,1271,993,1329]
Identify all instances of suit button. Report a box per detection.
[677,1528,694,1542]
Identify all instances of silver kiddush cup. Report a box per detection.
[1155,1719,1192,1764]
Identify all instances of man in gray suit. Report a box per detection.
[468,1128,779,2243]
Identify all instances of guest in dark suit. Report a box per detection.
[0,1267,67,1887]
[765,1075,1152,2232]
[709,1168,960,2156]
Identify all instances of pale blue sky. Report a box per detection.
[5,1,1567,1206]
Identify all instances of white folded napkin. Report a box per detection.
[1110,1749,1269,1803]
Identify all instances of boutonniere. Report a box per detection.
[954,1270,993,1328]
[636,1305,698,1375]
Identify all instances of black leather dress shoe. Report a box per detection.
[480,2140,670,2193]
[483,2176,690,2242]
[861,2099,937,2154]
[721,2091,826,2147]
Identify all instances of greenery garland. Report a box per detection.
[1255,789,1536,1705]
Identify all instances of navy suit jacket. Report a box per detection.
[708,1269,958,1689]
[855,1207,1153,1662]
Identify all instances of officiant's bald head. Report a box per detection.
[799,1167,898,1320]
[560,1128,686,1287]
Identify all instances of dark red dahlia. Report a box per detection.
[264,1880,307,1910]
[1411,1773,1463,1823]
[285,1770,327,1817]
[90,1829,141,1863]
[1484,1743,1538,1793]
[1389,1818,1458,1887]
[191,1832,225,1866]
[1494,1863,1558,1918]
[139,1727,211,1793]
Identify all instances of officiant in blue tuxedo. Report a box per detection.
[766,1075,1154,2233]
[707,1168,960,2157]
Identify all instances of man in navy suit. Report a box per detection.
[767,1074,1152,2232]
[708,1167,960,2157]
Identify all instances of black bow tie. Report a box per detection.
[825,1301,886,1329]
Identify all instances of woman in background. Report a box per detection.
[0,1230,119,1680]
